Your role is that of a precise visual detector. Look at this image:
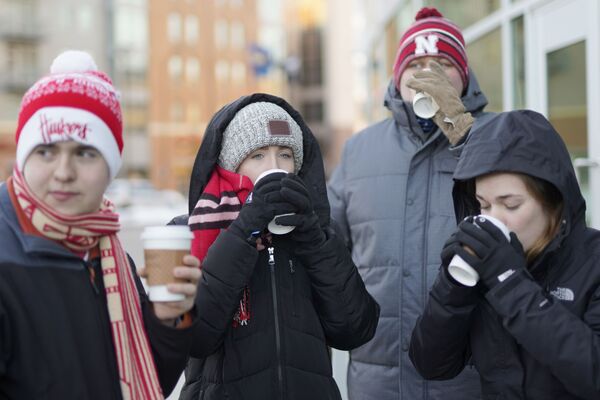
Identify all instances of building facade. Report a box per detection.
[148,0,264,193]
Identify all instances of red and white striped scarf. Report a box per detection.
[10,168,163,400]
[188,165,254,326]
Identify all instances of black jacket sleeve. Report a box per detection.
[129,255,198,396]
[189,230,258,357]
[295,227,379,350]
[485,269,600,400]
[0,297,7,377]
[409,267,480,380]
[141,304,197,396]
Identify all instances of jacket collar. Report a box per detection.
[0,184,79,260]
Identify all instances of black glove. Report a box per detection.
[274,174,326,250]
[453,216,526,290]
[441,229,462,268]
[229,172,296,243]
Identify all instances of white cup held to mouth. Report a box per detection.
[412,91,439,119]
[254,168,295,235]
[447,215,511,287]
[141,225,193,302]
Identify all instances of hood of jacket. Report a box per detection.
[187,93,331,227]
[383,67,489,141]
[452,109,586,239]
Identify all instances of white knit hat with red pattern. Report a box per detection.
[15,50,123,178]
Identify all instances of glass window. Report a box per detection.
[301,100,324,123]
[170,102,184,121]
[466,28,502,112]
[300,28,322,86]
[230,22,245,49]
[116,8,147,49]
[214,20,228,49]
[168,56,183,80]
[547,41,588,195]
[78,5,93,31]
[425,0,500,28]
[186,57,200,82]
[231,61,246,84]
[511,16,525,109]
[187,104,200,122]
[167,13,181,43]
[215,60,230,81]
[185,15,199,44]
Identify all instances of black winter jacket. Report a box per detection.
[0,184,196,399]
[409,110,600,399]
[177,93,380,400]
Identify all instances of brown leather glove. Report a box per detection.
[406,61,474,145]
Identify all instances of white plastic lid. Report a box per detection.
[141,226,193,241]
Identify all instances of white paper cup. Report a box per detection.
[254,168,295,235]
[141,226,193,302]
[413,91,439,119]
[448,215,511,287]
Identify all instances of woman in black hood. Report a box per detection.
[175,93,379,400]
[409,110,600,399]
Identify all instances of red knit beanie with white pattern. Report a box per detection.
[15,50,123,178]
[393,8,468,92]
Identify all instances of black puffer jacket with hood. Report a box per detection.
[177,93,380,400]
[409,110,600,399]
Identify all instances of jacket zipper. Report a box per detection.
[85,263,100,295]
[268,246,284,398]
[289,260,298,317]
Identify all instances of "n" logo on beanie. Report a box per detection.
[414,34,439,55]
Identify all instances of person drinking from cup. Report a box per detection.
[172,93,379,400]
[410,110,600,399]
[0,50,200,399]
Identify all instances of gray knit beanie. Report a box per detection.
[218,102,304,173]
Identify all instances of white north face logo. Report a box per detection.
[414,34,439,55]
[550,287,575,301]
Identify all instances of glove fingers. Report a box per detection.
[281,174,308,191]
[270,202,297,216]
[262,191,286,204]
[405,77,437,94]
[281,175,311,197]
[459,221,497,248]
[253,180,283,197]
[428,61,448,80]
[273,213,304,227]
[280,187,310,211]
[453,246,481,269]
[454,229,489,260]
[253,172,285,191]
[509,232,525,254]
[441,239,461,266]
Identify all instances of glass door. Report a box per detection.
[529,0,600,227]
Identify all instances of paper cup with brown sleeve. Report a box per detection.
[141,226,193,302]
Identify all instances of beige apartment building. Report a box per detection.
[148,0,260,193]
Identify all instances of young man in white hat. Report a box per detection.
[0,50,200,399]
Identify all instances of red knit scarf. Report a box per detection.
[189,166,254,326]
[9,168,163,400]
